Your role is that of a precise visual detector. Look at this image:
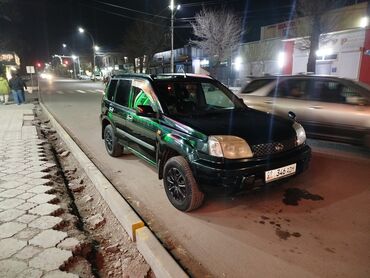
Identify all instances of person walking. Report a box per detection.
[0,73,10,105]
[8,73,27,105]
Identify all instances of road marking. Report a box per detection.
[76,90,86,94]
[56,91,64,94]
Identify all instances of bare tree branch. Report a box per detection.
[190,8,242,67]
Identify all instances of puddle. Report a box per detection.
[283,188,324,206]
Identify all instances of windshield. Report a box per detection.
[153,79,242,116]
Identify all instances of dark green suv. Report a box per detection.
[100,74,311,211]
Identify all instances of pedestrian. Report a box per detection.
[8,73,27,105]
[0,72,10,105]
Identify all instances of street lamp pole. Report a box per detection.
[78,27,97,80]
[169,1,180,73]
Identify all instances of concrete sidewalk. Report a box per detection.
[0,104,77,277]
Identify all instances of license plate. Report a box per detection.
[265,163,296,183]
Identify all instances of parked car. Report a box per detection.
[237,75,370,147]
[100,73,311,211]
[77,74,91,80]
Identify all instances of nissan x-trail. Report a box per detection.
[100,74,311,211]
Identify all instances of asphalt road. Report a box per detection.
[39,78,370,278]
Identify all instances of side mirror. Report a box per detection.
[288,111,296,120]
[136,105,156,117]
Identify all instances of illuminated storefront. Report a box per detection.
[0,52,20,79]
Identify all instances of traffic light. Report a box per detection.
[36,62,42,68]
[64,60,69,65]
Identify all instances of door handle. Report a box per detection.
[264,100,273,104]
[309,106,322,109]
[127,115,133,121]
[108,107,114,112]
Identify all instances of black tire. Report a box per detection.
[104,125,123,157]
[163,156,204,212]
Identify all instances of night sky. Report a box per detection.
[5,0,365,66]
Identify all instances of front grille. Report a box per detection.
[251,138,297,157]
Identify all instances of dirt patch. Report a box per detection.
[35,106,154,277]
[275,229,301,240]
[283,188,324,206]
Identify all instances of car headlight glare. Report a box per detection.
[208,136,253,159]
[293,122,306,145]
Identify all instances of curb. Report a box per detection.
[40,102,188,277]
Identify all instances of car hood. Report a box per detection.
[173,109,296,145]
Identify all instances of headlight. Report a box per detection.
[208,136,253,159]
[293,122,306,145]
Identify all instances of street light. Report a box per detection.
[62,43,67,48]
[78,26,97,80]
[169,0,180,73]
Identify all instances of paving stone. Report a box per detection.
[17,183,37,192]
[0,198,25,209]
[27,165,50,172]
[26,172,51,179]
[0,189,24,198]
[16,202,38,211]
[0,172,7,177]
[15,227,40,240]
[0,208,25,222]
[43,270,79,278]
[17,192,36,200]
[30,229,68,248]
[17,268,43,278]
[1,168,23,174]
[0,222,26,238]
[26,178,52,185]
[29,247,72,271]
[57,237,80,252]
[0,238,27,259]
[16,213,39,224]
[14,245,42,260]
[29,215,63,230]
[27,185,53,194]
[29,203,62,216]
[0,259,27,278]
[28,193,57,204]
[0,181,22,189]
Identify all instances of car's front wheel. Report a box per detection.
[104,125,123,157]
[163,156,204,212]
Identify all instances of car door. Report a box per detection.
[303,79,370,142]
[124,78,160,164]
[111,79,132,144]
[265,78,311,122]
[102,79,117,120]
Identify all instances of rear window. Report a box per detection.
[241,79,275,94]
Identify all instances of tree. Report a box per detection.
[190,8,242,76]
[122,21,169,73]
[295,0,347,73]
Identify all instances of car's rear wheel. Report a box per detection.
[104,125,122,157]
[163,156,204,212]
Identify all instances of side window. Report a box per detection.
[106,80,117,101]
[308,80,344,103]
[131,86,154,110]
[341,85,366,105]
[269,79,307,99]
[114,79,131,107]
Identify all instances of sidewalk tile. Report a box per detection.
[16,202,38,211]
[30,229,67,248]
[44,270,79,278]
[26,172,51,179]
[28,185,53,194]
[28,193,57,204]
[16,214,39,224]
[0,198,25,209]
[0,189,24,198]
[0,181,23,189]
[14,245,42,260]
[0,259,28,278]
[17,192,36,200]
[0,209,25,222]
[29,247,72,271]
[15,227,40,240]
[0,237,27,259]
[29,203,61,216]
[29,216,63,230]
[17,268,43,278]
[0,222,27,238]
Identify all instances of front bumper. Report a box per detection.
[191,144,311,194]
